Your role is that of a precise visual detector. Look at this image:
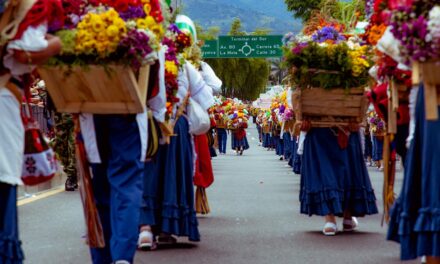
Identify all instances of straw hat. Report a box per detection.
[1,0,38,41]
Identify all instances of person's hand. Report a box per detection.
[300,120,311,132]
[13,35,62,65]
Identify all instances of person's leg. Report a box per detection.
[222,131,227,154]
[0,183,24,264]
[107,115,144,263]
[217,130,223,154]
[89,116,113,264]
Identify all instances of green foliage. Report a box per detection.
[321,0,365,30]
[201,18,270,100]
[284,0,323,22]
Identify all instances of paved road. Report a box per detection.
[19,125,417,264]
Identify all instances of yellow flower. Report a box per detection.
[136,18,148,29]
[97,31,107,42]
[106,25,120,38]
[107,8,119,19]
[150,24,164,38]
[165,61,178,76]
[91,16,105,33]
[143,4,152,15]
[114,19,126,31]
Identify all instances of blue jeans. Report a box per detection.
[90,115,144,264]
[217,128,227,154]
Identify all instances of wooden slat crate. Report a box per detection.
[415,61,440,120]
[292,87,368,128]
[38,65,150,114]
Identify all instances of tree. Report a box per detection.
[284,0,323,22]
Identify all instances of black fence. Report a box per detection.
[23,104,53,136]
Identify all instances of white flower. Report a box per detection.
[428,6,440,42]
[126,20,137,30]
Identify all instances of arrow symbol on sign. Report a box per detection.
[239,42,254,56]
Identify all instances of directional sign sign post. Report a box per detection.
[201,40,218,58]
[200,35,283,59]
[218,35,283,58]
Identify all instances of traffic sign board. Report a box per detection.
[200,35,283,59]
[201,40,218,58]
[218,35,283,58]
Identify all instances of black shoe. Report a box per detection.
[65,177,78,191]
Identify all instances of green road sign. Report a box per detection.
[201,40,218,58]
[218,35,283,58]
[201,35,283,59]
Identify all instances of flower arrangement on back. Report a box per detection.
[162,23,192,120]
[49,0,165,69]
[388,0,439,63]
[282,28,373,89]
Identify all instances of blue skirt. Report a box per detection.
[0,183,24,264]
[263,133,273,148]
[300,128,378,217]
[231,134,249,150]
[275,137,284,156]
[140,158,160,227]
[283,133,292,160]
[388,87,440,260]
[141,117,199,241]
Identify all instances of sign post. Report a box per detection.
[201,35,283,59]
[201,40,219,58]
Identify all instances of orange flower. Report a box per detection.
[367,24,387,45]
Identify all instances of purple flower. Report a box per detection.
[312,26,345,43]
[119,6,146,21]
[120,29,153,70]
[292,43,308,55]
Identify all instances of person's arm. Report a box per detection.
[12,34,61,65]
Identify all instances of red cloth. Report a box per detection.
[368,82,410,125]
[367,83,388,119]
[193,134,214,188]
[234,128,246,140]
[14,0,64,39]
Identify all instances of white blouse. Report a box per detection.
[148,46,167,123]
[176,61,215,113]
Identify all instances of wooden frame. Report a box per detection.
[38,65,150,114]
[292,87,368,128]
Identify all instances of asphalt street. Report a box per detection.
[19,124,417,264]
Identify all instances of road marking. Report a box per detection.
[18,187,65,206]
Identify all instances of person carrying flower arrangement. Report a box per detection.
[231,123,249,156]
[0,0,63,263]
[38,1,169,263]
[137,14,216,250]
[283,26,379,236]
[385,2,440,263]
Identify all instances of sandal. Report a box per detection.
[322,222,338,236]
[343,217,359,232]
[157,233,177,245]
[138,230,157,251]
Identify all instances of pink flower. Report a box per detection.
[388,0,413,10]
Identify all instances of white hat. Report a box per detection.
[176,14,197,43]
